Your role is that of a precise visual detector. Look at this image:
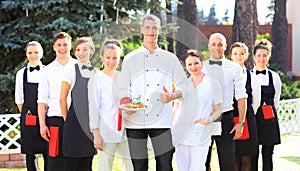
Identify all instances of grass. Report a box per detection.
[2,132,300,171]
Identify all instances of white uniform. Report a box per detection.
[172,75,222,171]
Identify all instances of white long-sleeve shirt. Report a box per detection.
[203,58,248,112]
[89,71,126,142]
[37,58,77,117]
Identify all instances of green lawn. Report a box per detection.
[2,132,300,171]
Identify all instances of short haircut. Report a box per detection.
[53,32,72,44]
[141,14,161,27]
[74,37,95,57]
[229,42,249,60]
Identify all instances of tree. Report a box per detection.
[205,4,220,25]
[0,0,164,114]
[271,0,288,72]
[197,8,206,25]
[232,0,257,69]
[176,0,198,61]
[222,9,230,23]
[166,0,174,53]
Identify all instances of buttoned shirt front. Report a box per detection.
[118,45,187,128]
[203,58,247,112]
[37,57,77,117]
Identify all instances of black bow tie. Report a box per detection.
[209,60,222,66]
[82,65,94,71]
[256,70,266,75]
[29,65,40,72]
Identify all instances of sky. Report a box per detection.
[196,0,272,23]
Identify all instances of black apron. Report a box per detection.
[20,66,47,154]
[233,70,259,155]
[256,71,281,145]
[62,64,96,157]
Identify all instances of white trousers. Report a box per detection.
[98,141,133,171]
[175,144,209,171]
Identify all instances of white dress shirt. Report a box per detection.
[89,71,126,142]
[241,67,261,114]
[15,62,43,104]
[37,58,77,117]
[203,58,247,112]
[252,67,282,108]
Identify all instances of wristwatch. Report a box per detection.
[239,121,245,126]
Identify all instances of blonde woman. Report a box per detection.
[229,42,259,171]
[89,39,133,171]
[60,37,97,170]
[15,41,47,171]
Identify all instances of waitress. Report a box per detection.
[59,37,97,170]
[15,41,47,171]
[252,39,282,171]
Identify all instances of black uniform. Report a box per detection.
[233,70,259,155]
[63,64,96,170]
[20,66,47,171]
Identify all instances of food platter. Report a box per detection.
[119,103,151,111]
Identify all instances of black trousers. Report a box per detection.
[206,111,235,171]
[46,116,65,171]
[126,128,175,171]
[64,157,93,171]
[252,145,274,171]
[26,153,48,171]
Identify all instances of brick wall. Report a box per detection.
[0,149,26,168]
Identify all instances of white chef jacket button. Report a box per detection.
[157,83,159,86]
[157,99,159,101]
[147,84,149,86]
[157,69,159,71]
[146,99,149,101]
[156,114,159,117]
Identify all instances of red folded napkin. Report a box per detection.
[234,117,249,140]
[262,105,275,120]
[25,114,37,126]
[49,126,59,157]
[118,97,130,131]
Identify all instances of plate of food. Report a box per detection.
[119,102,151,111]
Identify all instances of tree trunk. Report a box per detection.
[166,1,174,53]
[176,0,198,61]
[271,0,288,72]
[232,0,257,69]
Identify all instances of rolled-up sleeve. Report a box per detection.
[234,67,248,100]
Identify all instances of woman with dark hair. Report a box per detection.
[172,50,223,171]
[252,39,282,171]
